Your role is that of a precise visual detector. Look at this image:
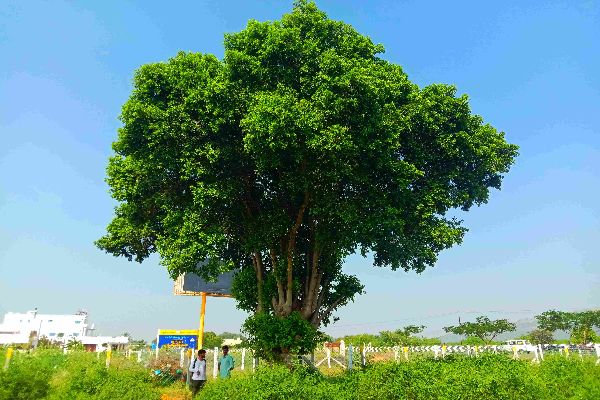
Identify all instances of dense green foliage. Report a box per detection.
[201,332,224,349]
[527,329,555,345]
[95,0,518,359]
[3,349,600,399]
[536,310,600,344]
[198,354,600,399]
[444,316,517,345]
[571,327,597,344]
[0,349,160,400]
[242,312,326,361]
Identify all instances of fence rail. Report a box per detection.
[3,343,600,378]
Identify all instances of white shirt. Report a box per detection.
[189,358,207,380]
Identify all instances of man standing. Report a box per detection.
[218,345,234,378]
[189,349,207,397]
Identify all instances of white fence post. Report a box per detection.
[361,346,366,366]
[394,348,399,362]
[327,349,331,369]
[213,347,218,378]
[241,348,245,370]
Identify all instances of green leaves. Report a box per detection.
[536,309,600,343]
[242,312,321,359]
[96,1,519,347]
[444,316,517,345]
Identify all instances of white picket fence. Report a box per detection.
[357,343,600,364]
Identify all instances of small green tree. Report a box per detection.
[202,332,223,349]
[444,316,516,345]
[527,329,554,345]
[536,310,600,344]
[37,335,60,349]
[66,338,85,351]
[571,327,597,344]
[380,325,427,346]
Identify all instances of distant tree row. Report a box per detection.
[336,309,600,348]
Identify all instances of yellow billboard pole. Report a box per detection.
[198,293,207,349]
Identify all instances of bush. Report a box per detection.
[46,351,161,400]
[196,354,600,400]
[0,348,161,400]
[2,348,600,399]
[242,312,321,361]
[0,348,65,400]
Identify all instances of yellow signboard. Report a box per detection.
[158,330,199,335]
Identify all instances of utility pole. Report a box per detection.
[459,313,463,345]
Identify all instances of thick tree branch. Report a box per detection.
[313,295,345,327]
[284,189,310,313]
[270,247,285,313]
[252,251,264,313]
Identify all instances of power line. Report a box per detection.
[324,308,537,331]
[324,311,459,331]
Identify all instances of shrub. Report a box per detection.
[46,351,161,400]
[195,354,600,400]
[0,348,65,400]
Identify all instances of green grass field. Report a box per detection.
[1,348,599,399]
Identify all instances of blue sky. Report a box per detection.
[0,0,598,341]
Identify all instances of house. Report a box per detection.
[80,336,129,352]
[222,337,243,347]
[0,309,88,345]
[0,309,128,351]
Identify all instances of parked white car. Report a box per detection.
[499,339,532,352]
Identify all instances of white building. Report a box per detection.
[0,309,128,351]
[80,336,130,352]
[222,337,243,347]
[0,309,88,344]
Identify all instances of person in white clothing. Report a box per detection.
[189,349,207,397]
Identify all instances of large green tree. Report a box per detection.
[536,310,600,344]
[444,316,517,345]
[96,1,518,358]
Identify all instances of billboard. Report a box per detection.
[173,259,237,297]
[156,330,199,350]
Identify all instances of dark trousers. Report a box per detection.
[191,379,206,397]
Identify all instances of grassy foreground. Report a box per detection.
[1,349,599,399]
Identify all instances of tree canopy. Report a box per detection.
[444,316,516,345]
[96,1,518,358]
[527,329,554,345]
[536,310,600,344]
[380,325,430,346]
